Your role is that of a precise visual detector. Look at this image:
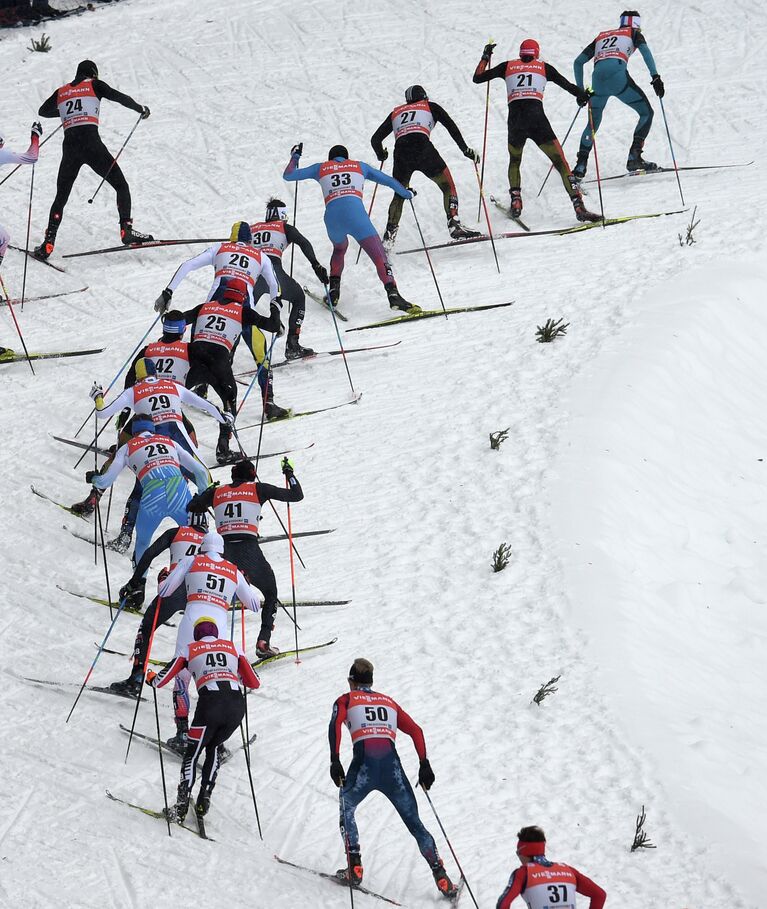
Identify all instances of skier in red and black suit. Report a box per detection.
[186,456,303,657]
[34,59,153,259]
[328,658,458,899]
[496,825,606,909]
[149,618,261,823]
[472,40,600,223]
[370,85,482,248]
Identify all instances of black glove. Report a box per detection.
[407,186,417,198]
[330,758,346,788]
[187,492,208,513]
[312,262,329,285]
[463,147,480,163]
[116,407,132,431]
[378,148,389,163]
[482,42,496,61]
[31,121,43,137]
[141,105,151,120]
[418,758,435,791]
[85,469,98,484]
[576,88,592,107]
[651,74,664,98]
[154,287,172,314]
[291,142,303,159]
[281,456,294,478]
[119,578,146,609]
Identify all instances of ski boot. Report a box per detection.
[572,149,590,181]
[285,334,315,360]
[509,189,523,220]
[215,432,240,465]
[217,742,232,763]
[109,670,143,698]
[382,223,398,251]
[195,781,214,818]
[385,282,421,315]
[106,525,134,554]
[164,780,191,823]
[33,226,58,261]
[327,275,341,307]
[447,217,482,240]
[626,141,659,173]
[571,191,602,223]
[0,348,16,362]
[165,717,189,756]
[432,862,459,899]
[256,638,280,659]
[120,220,155,245]
[335,852,363,887]
[70,486,103,517]
[264,400,289,421]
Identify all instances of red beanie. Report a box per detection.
[517,840,546,857]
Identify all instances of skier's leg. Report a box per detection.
[87,138,132,222]
[381,752,440,866]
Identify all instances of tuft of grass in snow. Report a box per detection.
[491,542,512,572]
[28,33,52,52]
[536,318,569,343]
[631,806,657,852]
[678,205,700,247]
[489,428,510,450]
[532,674,561,705]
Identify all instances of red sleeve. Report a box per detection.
[328,693,349,758]
[496,866,527,909]
[238,655,261,689]
[153,656,186,689]
[396,704,427,760]
[574,869,606,909]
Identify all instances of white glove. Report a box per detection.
[223,410,236,427]
[89,382,104,402]
[31,122,43,138]
[154,288,172,314]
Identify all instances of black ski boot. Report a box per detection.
[165,717,189,756]
[385,282,421,314]
[447,217,482,239]
[216,431,239,465]
[106,524,134,553]
[626,141,659,173]
[264,400,289,421]
[120,220,155,245]
[70,486,103,517]
[335,852,363,886]
[195,780,215,818]
[33,225,58,261]
[571,187,602,223]
[285,334,315,360]
[109,670,143,697]
[432,861,459,899]
[165,780,190,823]
[572,149,590,181]
[382,223,398,250]
[509,189,523,220]
[327,275,341,307]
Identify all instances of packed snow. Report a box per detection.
[0,0,763,907]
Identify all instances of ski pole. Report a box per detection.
[421,789,480,909]
[66,595,127,723]
[285,470,300,664]
[321,281,357,396]
[537,106,582,197]
[0,273,35,375]
[92,411,99,564]
[338,788,356,909]
[241,692,263,838]
[409,197,448,318]
[289,180,299,278]
[89,112,143,204]
[95,496,114,619]
[356,159,385,265]
[476,40,493,221]
[125,595,164,763]
[472,159,501,273]
[587,102,606,226]
[658,96,685,206]
[105,485,113,533]
[0,123,62,188]
[73,313,161,439]
[20,163,35,312]
[151,685,173,836]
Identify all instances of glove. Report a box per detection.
[119,578,146,609]
[31,121,43,137]
[89,382,104,403]
[281,457,294,477]
[157,566,170,585]
[576,88,592,107]
[223,410,236,427]
[145,670,157,686]
[378,148,389,163]
[418,758,435,791]
[651,74,665,98]
[290,142,303,159]
[463,147,480,163]
[116,407,132,431]
[312,262,329,285]
[85,469,98,484]
[187,493,206,513]
[330,758,346,788]
[141,105,151,119]
[154,287,172,314]
[482,42,496,61]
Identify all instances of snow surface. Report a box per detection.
[0,0,763,906]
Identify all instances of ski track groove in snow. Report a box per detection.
[0,0,763,906]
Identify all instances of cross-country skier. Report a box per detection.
[249,198,328,360]
[473,40,600,223]
[186,456,302,658]
[34,59,152,259]
[125,310,191,386]
[495,825,606,908]
[0,121,42,270]
[572,10,664,179]
[149,617,261,823]
[86,417,209,562]
[283,143,419,314]
[370,85,481,248]
[328,658,458,899]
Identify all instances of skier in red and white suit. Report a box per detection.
[150,618,260,823]
[496,826,606,909]
[0,122,41,269]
